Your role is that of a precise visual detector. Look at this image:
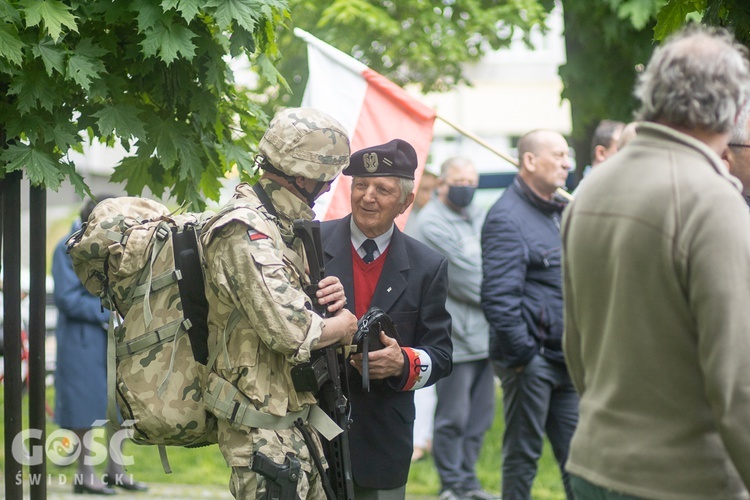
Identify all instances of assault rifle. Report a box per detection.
[290,219,354,500]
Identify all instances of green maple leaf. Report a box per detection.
[205,0,260,31]
[8,69,57,113]
[0,1,22,24]
[51,124,79,153]
[255,53,288,90]
[111,156,165,198]
[8,113,48,143]
[0,23,24,66]
[141,20,197,63]
[152,119,181,169]
[180,144,203,181]
[93,104,147,140]
[219,141,254,172]
[229,25,255,57]
[132,0,162,32]
[75,37,108,58]
[67,53,106,90]
[617,0,664,30]
[153,119,202,179]
[20,0,78,41]
[57,160,92,199]
[654,0,696,40]
[0,143,65,190]
[32,38,65,76]
[162,0,202,22]
[200,168,223,202]
[160,22,197,63]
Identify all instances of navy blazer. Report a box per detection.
[321,215,453,489]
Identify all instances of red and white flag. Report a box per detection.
[295,28,437,225]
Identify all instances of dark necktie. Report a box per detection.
[362,239,378,264]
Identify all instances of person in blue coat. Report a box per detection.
[481,130,578,500]
[53,196,147,495]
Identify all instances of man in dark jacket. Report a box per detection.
[322,138,453,499]
[480,129,577,500]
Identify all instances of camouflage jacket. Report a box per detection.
[201,179,324,416]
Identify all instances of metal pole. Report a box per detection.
[28,185,47,499]
[3,170,24,499]
[435,114,573,201]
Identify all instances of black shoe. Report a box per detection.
[73,482,117,495]
[106,474,149,492]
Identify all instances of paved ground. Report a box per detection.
[4,481,438,499]
[3,481,232,499]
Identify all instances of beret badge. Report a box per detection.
[364,152,379,173]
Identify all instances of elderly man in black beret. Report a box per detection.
[321,139,453,499]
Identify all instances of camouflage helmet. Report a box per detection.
[259,108,351,182]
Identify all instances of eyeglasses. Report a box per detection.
[729,143,750,149]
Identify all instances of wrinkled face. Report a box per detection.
[523,133,571,198]
[350,176,414,238]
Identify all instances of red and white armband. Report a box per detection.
[392,347,432,391]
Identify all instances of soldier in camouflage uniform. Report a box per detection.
[201,108,358,499]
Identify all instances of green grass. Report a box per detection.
[406,385,566,498]
[0,384,565,498]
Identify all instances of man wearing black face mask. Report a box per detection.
[413,157,495,500]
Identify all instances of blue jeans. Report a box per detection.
[494,354,579,500]
[432,359,496,492]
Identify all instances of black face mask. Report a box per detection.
[295,179,331,208]
[447,185,476,208]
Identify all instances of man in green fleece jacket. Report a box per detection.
[562,26,750,500]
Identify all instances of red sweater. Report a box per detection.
[351,243,389,318]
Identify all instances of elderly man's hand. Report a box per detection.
[316,276,348,313]
[350,331,404,379]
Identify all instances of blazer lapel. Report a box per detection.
[323,215,356,314]
[371,227,409,313]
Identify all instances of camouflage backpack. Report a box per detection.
[67,197,219,470]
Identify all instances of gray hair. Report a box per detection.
[398,178,415,203]
[635,25,750,134]
[730,100,750,145]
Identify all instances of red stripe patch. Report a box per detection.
[248,229,269,241]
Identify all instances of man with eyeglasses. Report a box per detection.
[722,100,750,205]
[562,26,750,499]
[321,139,453,499]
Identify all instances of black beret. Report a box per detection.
[343,139,417,179]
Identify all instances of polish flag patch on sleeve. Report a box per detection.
[247,229,269,241]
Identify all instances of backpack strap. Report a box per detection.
[201,310,342,441]
[203,376,341,440]
[139,222,171,326]
[105,293,121,435]
[252,182,279,218]
[115,318,189,358]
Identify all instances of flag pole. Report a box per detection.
[436,114,573,201]
[436,114,518,167]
